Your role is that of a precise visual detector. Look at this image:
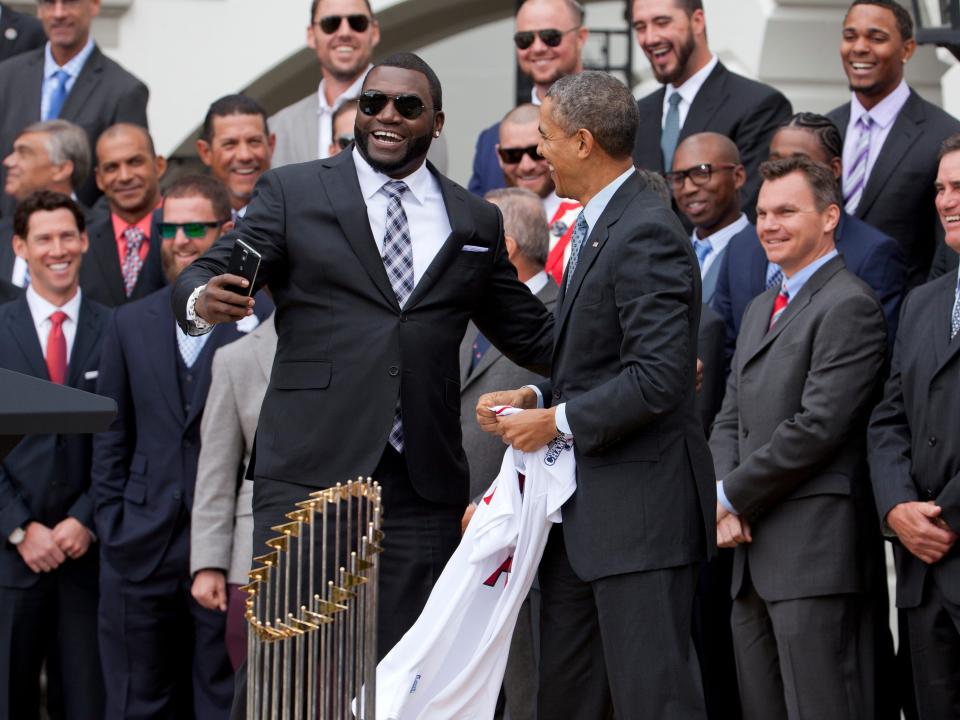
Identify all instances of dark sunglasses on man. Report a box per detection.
[513,26,580,50]
[158,221,225,240]
[358,90,427,120]
[315,14,371,34]
[336,135,355,150]
[497,145,543,164]
[664,163,738,191]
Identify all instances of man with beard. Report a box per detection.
[631,0,791,222]
[173,53,554,711]
[93,175,245,720]
[79,123,167,307]
[496,103,581,284]
[469,0,588,197]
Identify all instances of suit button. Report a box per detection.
[182,439,193,449]
[388,366,399,377]
[186,373,193,383]
[173,490,182,501]
[925,489,935,499]
[742,428,749,438]
[552,390,561,401]
[928,436,938,447]
[400,314,407,322]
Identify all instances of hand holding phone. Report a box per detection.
[225,240,261,296]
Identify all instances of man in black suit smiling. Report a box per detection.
[174,53,555,667]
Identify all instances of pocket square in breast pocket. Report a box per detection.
[84,370,99,380]
[461,245,490,253]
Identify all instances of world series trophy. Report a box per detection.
[243,477,384,720]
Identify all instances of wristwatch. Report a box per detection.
[8,527,25,546]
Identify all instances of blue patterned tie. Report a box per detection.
[765,264,783,291]
[176,326,208,368]
[381,180,414,452]
[564,212,589,290]
[952,278,960,341]
[661,92,682,172]
[45,70,70,121]
[693,238,712,271]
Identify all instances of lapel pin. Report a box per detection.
[591,241,599,247]
[4,28,17,41]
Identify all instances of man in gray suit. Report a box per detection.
[669,132,747,307]
[192,311,277,671]
[0,0,148,215]
[710,156,887,720]
[460,186,555,720]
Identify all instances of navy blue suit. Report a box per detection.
[713,213,906,364]
[92,286,241,719]
[0,293,108,720]
[468,121,506,197]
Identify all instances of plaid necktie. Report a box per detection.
[952,278,960,341]
[176,325,208,368]
[564,212,589,290]
[381,180,413,451]
[843,114,873,213]
[46,311,67,384]
[45,69,69,121]
[769,286,790,330]
[661,92,682,172]
[693,238,712,271]
[121,226,146,297]
[765,264,783,291]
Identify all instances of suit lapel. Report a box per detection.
[60,46,103,120]
[832,104,852,142]
[21,50,43,125]
[142,289,185,422]
[932,275,960,377]
[748,237,768,296]
[318,153,399,310]
[679,63,727,140]
[8,296,47,378]
[87,218,126,305]
[185,324,239,429]
[856,92,923,219]
[460,322,478,386]
[0,221,14,280]
[636,90,666,173]
[66,299,101,386]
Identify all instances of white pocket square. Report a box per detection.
[84,370,99,380]
[461,245,490,253]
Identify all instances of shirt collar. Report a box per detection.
[25,284,82,325]
[691,213,749,247]
[582,167,635,232]
[666,53,718,106]
[111,210,155,242]
[783,249,839,299]
[850,79,910,130]
[525,270,548,295]
[530,86,543,107]
[352,146,433,206]
[317,67,371,114]
[43,37,95,80]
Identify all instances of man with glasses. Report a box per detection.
[93,175,250,720]
[0,0,148,217]
[468,0,588,197]
[631,0,790,222]
[78,123,167,307]
[328,98,357,156]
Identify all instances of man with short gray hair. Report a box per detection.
[1,119,91,288]
[478,70,712,718]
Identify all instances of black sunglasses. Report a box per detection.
[513,27,580,50]
[664,163,738,191]
[158,221,224,239]
[315,14,371,34]
[358,90,427,120]
[336,135,354,150]
[497,144,543,164]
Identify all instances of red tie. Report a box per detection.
[46,311,67,384]
[769,288,789,330]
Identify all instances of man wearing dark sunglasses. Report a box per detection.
[469,0,587,198]
[328,98,357,157]
[174,53,554,713]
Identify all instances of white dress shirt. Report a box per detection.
[352,147,452,290]
[316,67,370,160]
[525,269,548,295]
[25,285,81,364]
[542,191,562,224]
[692,213,749,278]
[843,79,911,190]
[661,53,719,131]
[40,38,95,120]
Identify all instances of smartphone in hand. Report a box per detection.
[225,239,261,296]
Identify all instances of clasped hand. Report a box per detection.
[17,518,92,573]
[475,387,559,452]
[716,503,752,549]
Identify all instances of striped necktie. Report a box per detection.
[769,286,789,330]
[843,114,873,213]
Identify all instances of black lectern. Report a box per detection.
[0,367,116,462]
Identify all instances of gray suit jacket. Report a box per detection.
[269,90,449,174]
[0,44,149,214]
[459,278,557,499]
[191,314,276,584]
[710,256,887,602]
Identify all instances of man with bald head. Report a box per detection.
[497,103,582,284]
[80,123,167,307]
[469,0,588,196]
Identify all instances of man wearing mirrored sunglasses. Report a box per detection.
[469,0,588,198]
[174,54,555,714]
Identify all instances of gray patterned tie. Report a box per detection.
[661,93,682,172]
[564,212,589,290]
[381,180,413,452]
[952,278,960,341]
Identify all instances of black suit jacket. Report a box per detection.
[0,277,18,304]
[92,286,244,582]
[79,208,166,307]
[0,44,149,214]
[869,271,960,608]
[697,303,726,435]
[173,151,555,506]
[0,294,108,588]
[633,62,792,221]
[0,3,45,63]
[541,171,715,581]
[828,89,960,288]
